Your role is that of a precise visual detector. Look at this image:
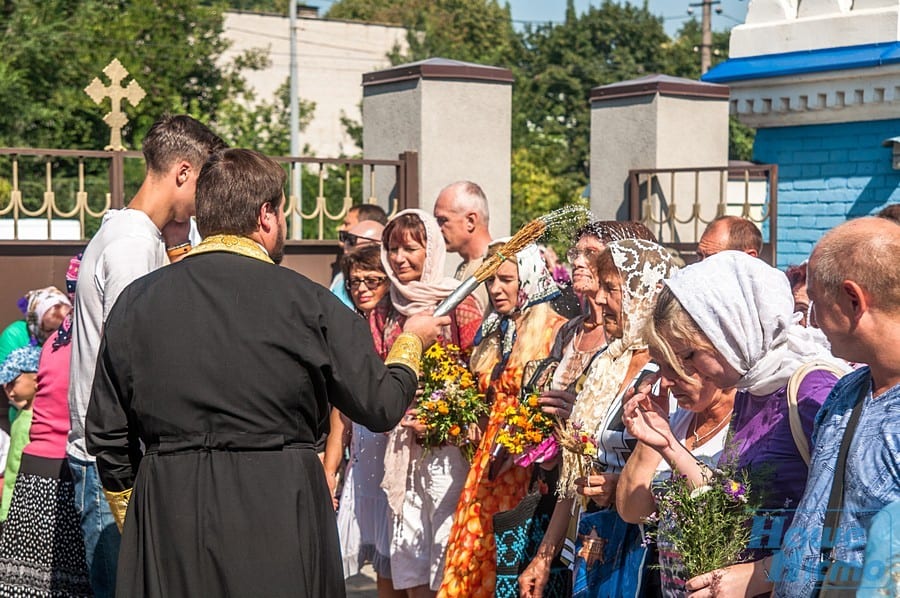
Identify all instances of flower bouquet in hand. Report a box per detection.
[556,420,602,508]
[496,390,559,467]
[646,454,761,591]
[416,343,488,461]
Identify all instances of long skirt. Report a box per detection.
[0,454,92,597]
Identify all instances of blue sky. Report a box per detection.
[508,0,749,36]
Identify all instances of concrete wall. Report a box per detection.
[363,60,513,248]
[753,118,900,267]
[222,12,407,157]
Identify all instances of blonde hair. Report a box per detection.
[645,285,716,382]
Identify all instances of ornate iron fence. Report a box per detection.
[628,163,778,264]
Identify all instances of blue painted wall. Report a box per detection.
[753,118,900,268]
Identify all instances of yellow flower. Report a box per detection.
[449,424,461,436]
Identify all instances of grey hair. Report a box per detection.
[441,181,489,225]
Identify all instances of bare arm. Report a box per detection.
[323,408,350,508]
[519,497,574,598]
[616,440,664,523]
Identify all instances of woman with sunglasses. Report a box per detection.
[326,243,404,597]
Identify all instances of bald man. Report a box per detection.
[772,217,900,596]
[433,181,492,312]
[696,215,763,260]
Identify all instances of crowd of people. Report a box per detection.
[0,113,895,598]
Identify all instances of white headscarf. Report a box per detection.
[665,250,835,395]
[380,208,460,316]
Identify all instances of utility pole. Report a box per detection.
[688,0,721,75]
[289,1,303,238]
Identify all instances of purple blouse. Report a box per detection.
[729,369,840,519]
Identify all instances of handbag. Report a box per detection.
[572,508,648,598]
[493,472,571,598]
[814,377,869,597]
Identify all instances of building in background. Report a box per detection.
[222,7,408,157]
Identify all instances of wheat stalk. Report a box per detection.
[472,218,547,282]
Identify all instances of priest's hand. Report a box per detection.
[402,313,451,347]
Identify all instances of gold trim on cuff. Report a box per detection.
[103,487,132,533]
[385,332,423,373]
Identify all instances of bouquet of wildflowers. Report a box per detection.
[556,420,602,508]
[496,389,559,467]
[416,343,488,461]
[646,456,761,585]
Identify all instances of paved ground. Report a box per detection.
[346,564,378,597]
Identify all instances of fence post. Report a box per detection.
[399,151,419,211]
[109,151,125,209]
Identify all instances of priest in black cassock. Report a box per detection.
[85,148,447,597]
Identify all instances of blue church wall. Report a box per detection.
[753,118,900,267]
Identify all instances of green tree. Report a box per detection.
[510,0,671,217]
[326,0,518,66]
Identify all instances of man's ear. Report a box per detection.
[174,160,193,187]
[258,202,276,233]
[841,279,869,322]
[465,211,477,232]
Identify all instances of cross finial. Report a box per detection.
[85,58,146,151]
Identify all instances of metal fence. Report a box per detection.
[628,163,778,264]
[0,148,418,242]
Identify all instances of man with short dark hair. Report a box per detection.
[697,215,763,260]
[772,216,900,596]
[68,114,225,597]
[85,148,447,597]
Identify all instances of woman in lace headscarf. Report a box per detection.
[624,250,846,597]
[520,239,678,598]
[376,209,483,597]
[438,241,566,597]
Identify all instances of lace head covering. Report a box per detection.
[665,250,835,395]
[380,208,460,316]
[474,241,560,380]
[560,239,678,497]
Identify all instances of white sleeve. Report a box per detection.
[99,237,163,321]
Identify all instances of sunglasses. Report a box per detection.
[338,231,381,247]
[346,276,388,290]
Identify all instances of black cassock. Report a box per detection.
[85,250,417,597]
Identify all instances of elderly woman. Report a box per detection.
[438,241,566,597]
[627,250,845,597]
[378,209,483,597]
[323,242,405,597]
[520,239,679,598]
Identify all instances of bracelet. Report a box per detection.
[166,242,192,259]
[385,332,423,373]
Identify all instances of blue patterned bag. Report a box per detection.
[572,508,648,598]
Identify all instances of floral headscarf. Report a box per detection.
[474,241,559,379]
[22,286,70,345]
[560,239,678,497]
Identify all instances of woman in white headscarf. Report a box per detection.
[438,241,566,597]
[624,250,847,597]
[376,209,483,597]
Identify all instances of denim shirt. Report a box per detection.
[773,367,900,597]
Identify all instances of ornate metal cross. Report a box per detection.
[85,58,146,151]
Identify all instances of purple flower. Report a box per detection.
[723,479,747,503]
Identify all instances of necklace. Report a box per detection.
[690,409,732,447]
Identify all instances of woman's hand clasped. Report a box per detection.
[538,389,577,421]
